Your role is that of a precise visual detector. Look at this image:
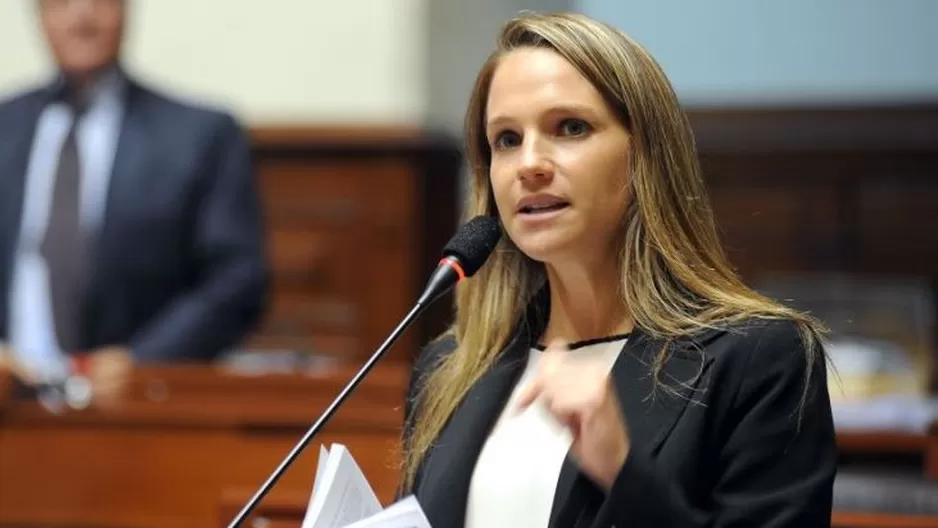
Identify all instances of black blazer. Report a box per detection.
[402,293,837,527]
[0,73,268,361]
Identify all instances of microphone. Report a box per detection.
[227,215,501,527]
[416,215,502,308]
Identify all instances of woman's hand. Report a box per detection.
[516,340,631,490]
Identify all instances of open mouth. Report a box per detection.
[519,202,570,214]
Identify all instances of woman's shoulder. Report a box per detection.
[703,316,814,355]
[696,316,827,400]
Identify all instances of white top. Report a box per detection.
[465,336,627,528]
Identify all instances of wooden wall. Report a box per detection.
[245,127,463,366]
[0,363,410,527]
[690,105,938,276]
[688,104,938,389]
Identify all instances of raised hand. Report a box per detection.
[516,340,630,490]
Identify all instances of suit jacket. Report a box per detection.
[403,290,837,527]
[0,74,269,362]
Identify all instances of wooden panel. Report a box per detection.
[217,493,938,528]
[244,127,461,365]
[0,363,408,528]
[219,490,311,528]
[856,178,938,275]
[832,513,938,528]
[1,372,935,527]
[262,163,367,223]
[689,105,938,391]
[708,179,843,272]
[692,106,938,277]
[838,430,930,456]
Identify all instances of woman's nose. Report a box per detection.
[517,136,554,183]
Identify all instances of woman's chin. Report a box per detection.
[513,233,574,264]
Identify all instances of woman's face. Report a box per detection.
[485,47,632,267]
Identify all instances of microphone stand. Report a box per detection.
[227,300,430,528]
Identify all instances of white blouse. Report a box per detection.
[464,336,627,528]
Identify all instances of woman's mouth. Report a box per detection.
[519,202,570,214]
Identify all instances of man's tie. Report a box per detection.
[40,100,88,353]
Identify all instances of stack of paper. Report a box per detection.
[301,443,432,528]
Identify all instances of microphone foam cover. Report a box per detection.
[442,215,501,277]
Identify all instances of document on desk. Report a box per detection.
[301,443,432,528]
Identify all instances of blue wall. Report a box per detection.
[577,0,938,106]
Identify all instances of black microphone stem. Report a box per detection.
[227,299,432,528]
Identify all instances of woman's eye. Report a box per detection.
[559,118,591,137]
[492,131,521,149]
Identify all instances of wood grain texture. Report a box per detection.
[687,104,938,392]
[0,363,408,528]
[832,512,938,528]
[247,126,462,365]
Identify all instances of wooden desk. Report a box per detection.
[832,513,938,528]
[219,496,938,528]
[0,362,409,528]
[4,364,933,528]
[838,430,930,455]
[838,427,938,479]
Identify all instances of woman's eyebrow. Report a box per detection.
[487,103,600,129]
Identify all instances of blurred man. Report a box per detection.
[0,0,269,405]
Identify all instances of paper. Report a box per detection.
[344,496,431,528]
[301,443,431,528]
[313,445,329,499]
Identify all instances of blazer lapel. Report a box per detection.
[613,329,715,453]
[416,333,531,528]
[549,328,716,528]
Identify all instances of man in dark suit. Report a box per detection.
[0,0,268,405]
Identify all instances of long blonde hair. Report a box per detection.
[400,12,826,492]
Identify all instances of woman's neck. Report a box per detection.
[541,259,633,345]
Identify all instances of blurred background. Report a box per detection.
[0,0,936,527]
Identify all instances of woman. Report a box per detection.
[400,11,837,528]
